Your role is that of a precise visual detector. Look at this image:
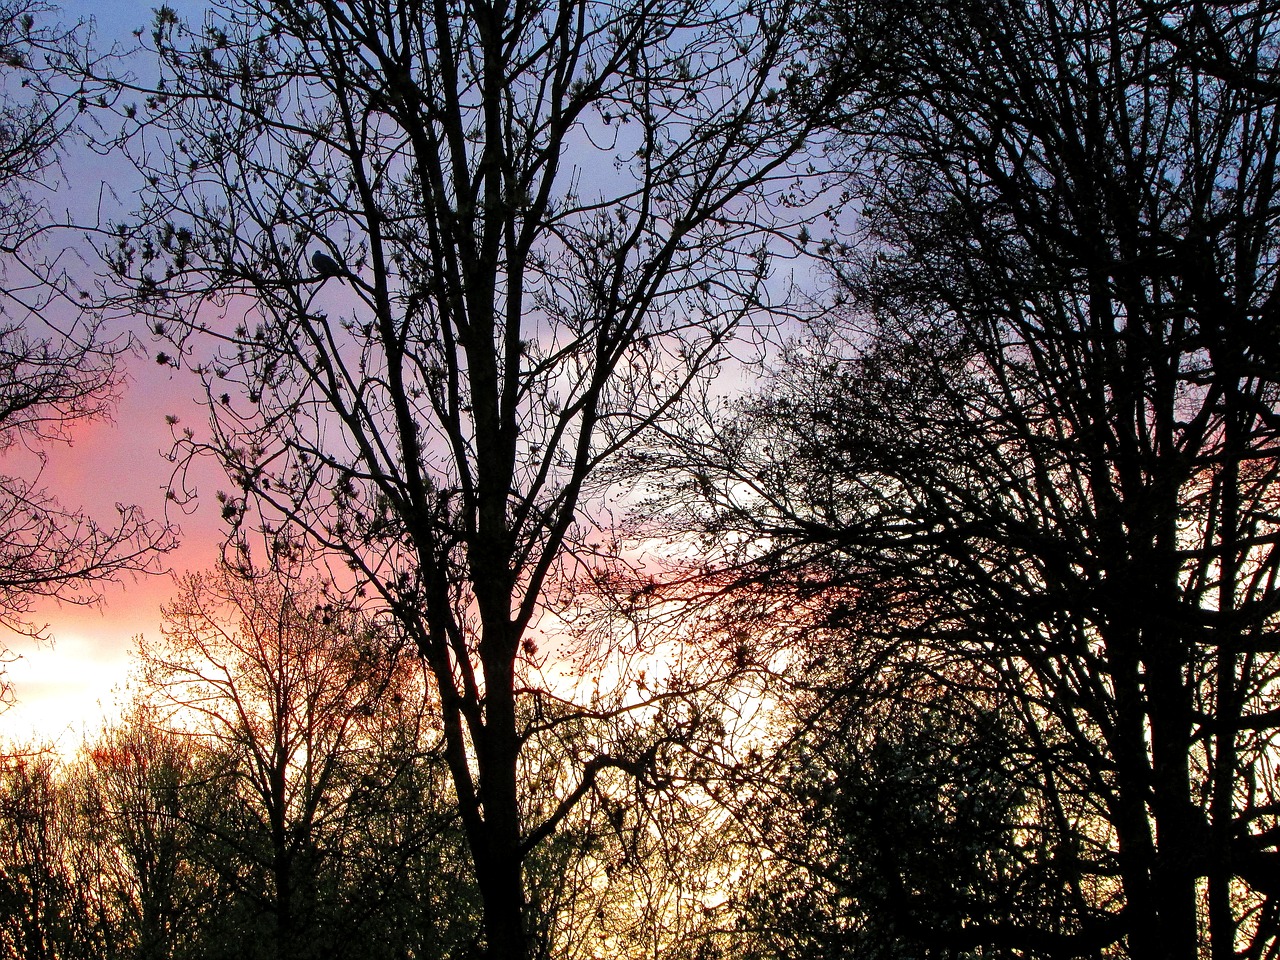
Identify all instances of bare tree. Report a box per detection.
[0,749,105,960]
[89,0,828,954]
[0,0,74,259]
[70,706,208,960]
[644,1,1280,957]
[0,321,174,646]
[140,565,413,960]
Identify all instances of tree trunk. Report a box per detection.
[476,614,527,960]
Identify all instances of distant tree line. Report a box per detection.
[1,563,739,960]
[1,567,480,960]
[2,0,1280,959]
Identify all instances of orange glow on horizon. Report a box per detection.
[1,350,233,750]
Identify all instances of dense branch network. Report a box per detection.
[86,1,830,954]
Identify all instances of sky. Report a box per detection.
[0,0,221,748]
[0,349,228,750]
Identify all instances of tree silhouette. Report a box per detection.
[69,707,209,960]
[89,1,829,954]
[140,565,423,960]
[647,1,1280,957]
[0,750,103,960]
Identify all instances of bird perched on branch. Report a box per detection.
[311,249,350,284]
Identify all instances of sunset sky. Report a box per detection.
[1,348,229,747]
[0,0,222,746]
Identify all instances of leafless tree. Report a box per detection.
[0,749,104,959]
[70,706,208,960]
[140,565,413,960]
[88,0,830,954]
[645,1,1280,957]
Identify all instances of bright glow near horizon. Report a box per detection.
[0,346,231,749]
[0,0,799,752]
[1,629,136,751]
